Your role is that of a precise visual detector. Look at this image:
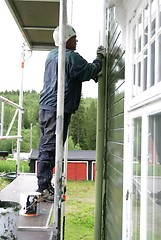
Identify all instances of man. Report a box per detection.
[37,24,106,202]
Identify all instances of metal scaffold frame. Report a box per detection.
[17,1,68,239]
[53,0,67,238]
[0,1,68,239]
[0,96,24,140]
[0,42,27,176]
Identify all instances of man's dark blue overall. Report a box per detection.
[37,110,71,192]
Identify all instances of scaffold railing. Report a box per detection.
[0,95,24,176]
[0,95,24,140]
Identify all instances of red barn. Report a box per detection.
[29,149,96,181]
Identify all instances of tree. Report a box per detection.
[0,90,97,152]
[69,97,88,149]
[23,109,30,129]
[85,100,97,149]
[68,136,81,150]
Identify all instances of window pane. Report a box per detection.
[159,35,161,82]
[132,0,159,97]
[144,4,149,46]
[133,61,141,97]
[133,26,137,56]
[138,16,142,53]
[151,0,156,36]
[147,114,161,239]
[138,61,141,88]
[150,41,155,87]
[132,117,142,240]
[133,64,136,85]
[143,50,148,90]
[159,0,161,27]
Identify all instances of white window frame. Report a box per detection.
[123,0,161,239]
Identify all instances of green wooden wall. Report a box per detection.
[102,7,125,240]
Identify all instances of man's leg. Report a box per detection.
[37,110,56,201]
[37,111,71,202]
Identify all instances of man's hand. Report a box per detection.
[97,45,106,58]
[93,76,98,83]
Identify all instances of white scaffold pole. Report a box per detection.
[16,43,25,176]
[61,133,68,240]
[0,101,4,136]
[54,0,67,239]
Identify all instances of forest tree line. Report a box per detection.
[0,91,97,153]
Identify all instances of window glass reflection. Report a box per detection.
[138,16,142,53]
[147,114,161,239]
[143,50,148,90]
[144,4,149,46]
[159,35,161,82]
[150,41,155,87]
[133,117,142,240]
[151,0,156,36]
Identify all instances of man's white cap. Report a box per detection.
[53,24,76,46]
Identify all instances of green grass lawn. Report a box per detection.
[0,159,30,173]
[0,175,95,240]
[0,178,10,191]
[65,181,95,240]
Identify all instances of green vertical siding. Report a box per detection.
[103,7,125,240]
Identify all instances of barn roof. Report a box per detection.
[30,149,96,161]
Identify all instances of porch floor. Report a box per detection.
[0,173,55,240]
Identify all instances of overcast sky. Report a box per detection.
[0,0,100,98]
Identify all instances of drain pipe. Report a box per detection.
[94,0,106,239]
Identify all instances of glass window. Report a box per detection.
[131,0,160,98]
[128,2,161,240]
[133,60,141,96]
[144,4,149,46]
[133,26,137,56]
[143,50,148,90]
[151,0,156,36]
[138,61,141,88]
[138,16,142,53]
[147,114,161,239]
[159,35,161,82]
[132,117,142,240]
[159,0,161,26]
[133,64,136,85]
[150,41,155,87]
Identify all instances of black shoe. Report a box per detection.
[48,184,54,194]
[41,188,54,202]
[36,184,55,203]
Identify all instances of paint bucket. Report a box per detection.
[20,192,41,216]
[0,201,21,239]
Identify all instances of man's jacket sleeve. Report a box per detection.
[68,52,102,82]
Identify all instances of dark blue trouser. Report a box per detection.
[37,109,71,191]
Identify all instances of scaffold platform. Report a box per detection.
[0,173,55,240]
